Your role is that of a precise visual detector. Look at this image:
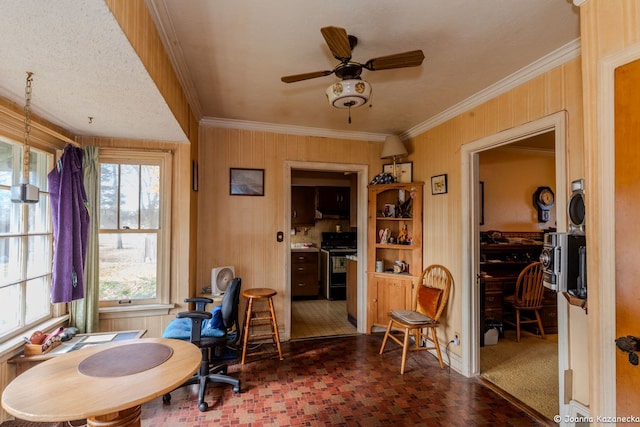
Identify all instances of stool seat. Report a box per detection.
[243,288,277,299]
[241,287,283,364]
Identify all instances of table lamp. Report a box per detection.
[380,135,408,182]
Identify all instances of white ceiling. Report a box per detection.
[0,0,580,144]
[0,0,187,142]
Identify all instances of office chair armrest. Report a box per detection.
[185,297,214,311]
[185,297,214,304]
[176,310,212,320]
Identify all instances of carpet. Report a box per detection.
[480,330,558,420]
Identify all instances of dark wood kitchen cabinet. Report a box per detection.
[291,186,315,226]
[291,251,319,297]
[316,186,350,216]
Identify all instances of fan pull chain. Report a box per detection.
[348,105,352,124]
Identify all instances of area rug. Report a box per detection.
[480,330,558,420]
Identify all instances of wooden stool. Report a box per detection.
[241,288,283,364]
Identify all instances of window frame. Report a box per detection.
[97,149,172,309]
[0,136,55,341]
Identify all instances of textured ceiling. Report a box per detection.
[0,0,187,142]
[0,1,580,143]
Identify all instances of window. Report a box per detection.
[0,136,54,340]
[98,150,171,307]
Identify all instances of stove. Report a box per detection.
[320,232,357,250]
[320,232,357,300]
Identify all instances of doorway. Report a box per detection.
[283,160,369,341]
[460,111,569,418]
[289,169,356,340]
[477,130,559,419]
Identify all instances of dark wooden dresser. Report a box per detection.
[480,242,557,344]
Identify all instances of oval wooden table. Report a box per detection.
[1,338,201,427]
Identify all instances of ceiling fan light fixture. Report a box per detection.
[325,79,371,108]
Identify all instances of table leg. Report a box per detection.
[86,405,141,427]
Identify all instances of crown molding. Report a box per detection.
[146,0,203,120]
[200,117,387,142]
[402,38,581,140]
[148,0,580,144]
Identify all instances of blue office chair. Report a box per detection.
[162,277,242,411]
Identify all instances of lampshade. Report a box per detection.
[326,79,372,108]
[380,135,408,159]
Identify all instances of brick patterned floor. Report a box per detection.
[141,334,546,427]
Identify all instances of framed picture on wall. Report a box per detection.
[383,162,413,183]
[230,168,265,196]
[431,174,448,195]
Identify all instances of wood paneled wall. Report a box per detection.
[577,0,640,418]
[197,127,383,321]
[408,56,586,401]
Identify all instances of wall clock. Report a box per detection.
[533,186,555,222]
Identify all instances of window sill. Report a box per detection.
[99,304,175,320]
[0,316,69,362]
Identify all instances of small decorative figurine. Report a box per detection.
[397,225,408,244]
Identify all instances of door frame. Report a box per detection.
[460,111,568,415]
[283,160,370,340]
[593,42,640,419]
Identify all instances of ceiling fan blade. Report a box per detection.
[281,70,334,83]
[321,26,352,61]
[364,50,425,71]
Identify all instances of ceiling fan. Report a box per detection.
[281,26,425,111]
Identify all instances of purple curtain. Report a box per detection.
[48,145,90,303]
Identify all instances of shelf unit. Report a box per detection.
[367,182,423,332]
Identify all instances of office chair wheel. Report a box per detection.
[162,393,171,404]
[233,384,240,393]
[199,401,208,412]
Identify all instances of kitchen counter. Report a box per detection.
[291,247,319,252]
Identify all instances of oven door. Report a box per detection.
[331,255,347,273]
[325,250,355,300]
